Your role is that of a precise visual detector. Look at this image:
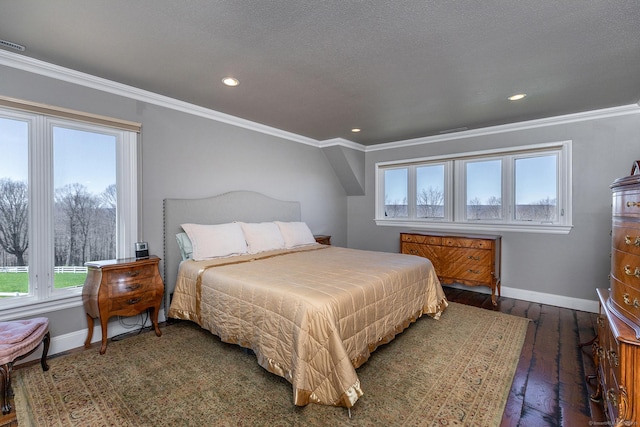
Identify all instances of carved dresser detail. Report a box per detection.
[593,162,640,426]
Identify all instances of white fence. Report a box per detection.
[0,266,88,273]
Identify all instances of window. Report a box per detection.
[375,141,572,234]
[0,106,138,316]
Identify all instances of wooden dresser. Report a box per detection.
[82,256,164,354]
[593,162,640,425]
[400,232,501,304]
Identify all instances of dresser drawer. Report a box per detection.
[613,222,640,256]
[401,242,440,265]
[611,248,640,286]
[401,233,441,245]
[442,263,493,283]
[610,276,640,325]
[613,189,640,217]
[442,237,493,249]
[440,247,491,265]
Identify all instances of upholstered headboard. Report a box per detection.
[162,191,301,310]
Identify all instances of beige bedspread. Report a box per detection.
[168,245,447,407]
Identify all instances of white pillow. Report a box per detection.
[274,221,316,248]
[238,222,286,254]
[181,222,248,260]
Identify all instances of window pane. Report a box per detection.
[466,159,502,220]
[384,168,408,217]
[416,165,444,218]
[53,126,116,289]
[515,155,557,221]
[0,117,30,299]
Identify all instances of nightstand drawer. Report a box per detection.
[109,290,158,313]
[105,264,155,284]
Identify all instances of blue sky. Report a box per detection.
[0,117,116,195]
[385,155,557,205]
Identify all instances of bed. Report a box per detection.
[163,191,447,408]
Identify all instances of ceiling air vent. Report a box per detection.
[0,39,26,51]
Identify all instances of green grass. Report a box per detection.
[0,272,86,294]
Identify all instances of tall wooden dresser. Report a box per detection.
[594,161,640,426]
[400,232,501,305]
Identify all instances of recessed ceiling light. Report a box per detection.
[222,77,239,87]
[351,128,361,133]
[508,93,526,101]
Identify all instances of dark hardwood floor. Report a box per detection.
[1,286,606,427]
[441,286,605,427]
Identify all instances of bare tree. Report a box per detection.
[486,196,502,219]
[96,184,117,259]
[385,196,407,217]
[0,179,29,265]
[536,196,556,221]
[56,183,98,266]
[467,197,482,220]
[417,186,444,218]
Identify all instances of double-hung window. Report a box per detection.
[375,141,572,234]
[0,100,139,317]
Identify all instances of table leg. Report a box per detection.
[84,314,94,349]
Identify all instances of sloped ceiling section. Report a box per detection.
[322,145,365,196]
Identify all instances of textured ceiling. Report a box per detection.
[1,1,639,146]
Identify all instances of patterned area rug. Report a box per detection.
[14,302,529,426]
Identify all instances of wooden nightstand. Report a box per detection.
[82,255,164,354]
[314,235,331,245]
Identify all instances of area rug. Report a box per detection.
[13,302,529,426]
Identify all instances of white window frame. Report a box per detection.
[375,141,573,234]
[0,108,138,319]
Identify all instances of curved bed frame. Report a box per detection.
[162,191,301,310]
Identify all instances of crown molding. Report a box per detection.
[318,137,366,151]
[0,50,320,148]
[366,104,640,152]
[2,50,638,154]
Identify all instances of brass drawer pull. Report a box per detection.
[623,293,640,308]
[125,283,142,292]
[627,201,639,208]
[467,255,480,261]
[624,235,640,247]
[409,249,418,255]
[623,265,640,278]
[126,298,142,305]
[467,269,480,274]
[608,350,619,367]
[126,270,141,277]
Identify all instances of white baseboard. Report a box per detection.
[16,309,166,365]
[444,283,599,313]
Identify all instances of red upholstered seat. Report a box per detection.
[0,317,50,415]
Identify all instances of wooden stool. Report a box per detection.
[0,318,50,415]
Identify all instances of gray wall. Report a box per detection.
[347,113,640,303]
[0,65,347,340]
[3,58,639,349]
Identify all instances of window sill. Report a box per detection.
[374,219,573,235]
[0,292,84,321]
